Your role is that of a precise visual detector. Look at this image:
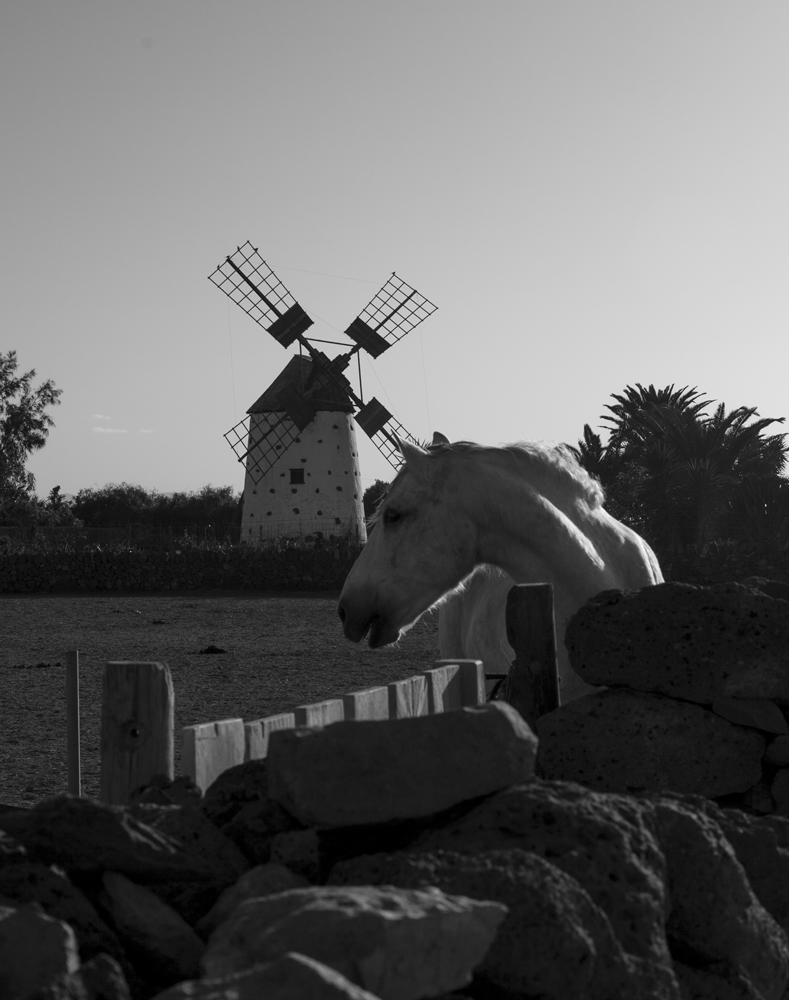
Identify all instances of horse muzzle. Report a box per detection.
[338,600,400,648]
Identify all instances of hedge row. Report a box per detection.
[0,544,364,594]
[663,539,789,586]
[1,537,787,596]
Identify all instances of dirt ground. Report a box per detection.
[0,590,441,807]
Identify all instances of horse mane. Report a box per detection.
[434,439,605,508]
[369,439,604,524]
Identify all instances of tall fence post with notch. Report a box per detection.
[65,650,81,797]
[100,661,174,805]
[505,583,560,729]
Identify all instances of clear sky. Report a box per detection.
[3,2,788,499]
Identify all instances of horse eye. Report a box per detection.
[383,508,401,525]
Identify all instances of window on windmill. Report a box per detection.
[290,469,305,485]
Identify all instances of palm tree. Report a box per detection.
[600,383,709,455]
[572,384,788,556]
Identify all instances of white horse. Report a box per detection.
[339,433,663,704]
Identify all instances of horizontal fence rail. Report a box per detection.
[47,585,559,806]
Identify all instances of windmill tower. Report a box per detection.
[209,243,437,545]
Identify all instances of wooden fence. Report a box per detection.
[69,584,560,805]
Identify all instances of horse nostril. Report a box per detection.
[338,605,346,624]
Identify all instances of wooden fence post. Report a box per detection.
[100,662,174,805]
[294,699,345,728]
[65,650,81,797]
[244,712,296,761]
[505,584,559,728]
[387,675,429,718]
[343,687,390,721]
[182,718,245,792]
[423,660,485,713]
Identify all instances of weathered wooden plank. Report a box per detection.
[100,661,174,805]
[65,650,81,797]
[433,659,486,707]
[294,699,345,728]
[182,717,245,792]
[422,663,462,714]
[387,675,429,718]
[343,686,390,721]
[422,660,484,713]
[505,583,559,728]
[245,712,296,760]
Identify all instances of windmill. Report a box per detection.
[209,242,438,544]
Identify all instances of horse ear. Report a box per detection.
[431,431,450,446]
[397,437,430,470]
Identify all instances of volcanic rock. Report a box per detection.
[128,802,250,924]
[266,701,538,827]
[0,797,215,885]
[328,847,633,1000]
[0,862,124,965]
[536,689,765,796]
[151,951,381,1000]
[0,902,80,1000]
[202,759,271,828]
[201,885,507,1000]
[565,582,789,704]
[27,953,131,1000]
[649,797,789,1000]
[765,736,789,766]
[98,872,204,986]
[196,862,309,939]
[408,779,680,998]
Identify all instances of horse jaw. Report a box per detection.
[339,574,453,649]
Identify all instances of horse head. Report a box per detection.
[338,435,477,647]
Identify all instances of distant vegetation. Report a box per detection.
[69,483,241,531]
[2,349,787,578]
[568,383,789,560]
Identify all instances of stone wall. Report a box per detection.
[3,700,789,1000]
[538,579,789,817]
[0,542,363,594]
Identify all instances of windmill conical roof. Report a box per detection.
[247,354,354,414]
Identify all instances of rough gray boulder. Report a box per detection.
[669,797,789,938]
[565,582,789,704]
[0,861,125,966]
[201,885,507,1000]
[196,862,309,938]
[98,871,204,986]
[129,803,249,888]
[0,902,80,1000]
[26,953,131,1000]
[267,702,538,827]
[328,847,633,1000]
[536,689,765,796]
[151,951,381,1000]
[408,779,681,998]
[202,759,272,828]
[648,797,789,1000]
[672,959,766,1000]
[128,802,250,925]
[0,797,216,885]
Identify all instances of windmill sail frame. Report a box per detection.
[210,242,437,478]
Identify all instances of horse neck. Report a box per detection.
[461,461,612,601]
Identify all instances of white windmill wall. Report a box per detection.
[242,410,367,544]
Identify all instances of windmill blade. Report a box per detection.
[345,273,438,358]
[209,242,313,347]
[223,411,302,484]
[355,397,422,471]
